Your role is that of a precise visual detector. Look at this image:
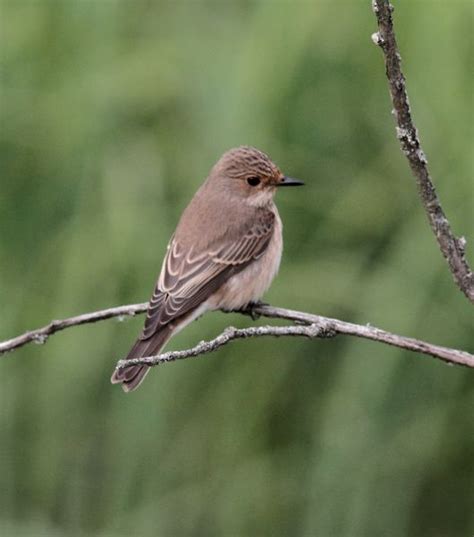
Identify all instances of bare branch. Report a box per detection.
[1,301,472,368]
[116,323,334,369]
[0,302,148,354]
[115,303,474,370]
[371,0,474,303]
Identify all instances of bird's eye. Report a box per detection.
[247,176,261,187]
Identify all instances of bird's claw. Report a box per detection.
[243,300,268,320]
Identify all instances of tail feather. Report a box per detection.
[111,326,173,392]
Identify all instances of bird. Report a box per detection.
[111,146,304,392]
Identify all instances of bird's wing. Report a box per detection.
[140,211,275,339]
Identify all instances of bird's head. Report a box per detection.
[209,146,304,207]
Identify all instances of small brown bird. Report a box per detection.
[111,146,304,391]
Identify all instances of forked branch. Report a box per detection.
[1,302,472,369]
[115,304,474,370]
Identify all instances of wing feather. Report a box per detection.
[140,210,275,339]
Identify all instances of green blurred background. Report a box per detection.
[1,1,473,536]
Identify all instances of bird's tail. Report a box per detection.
[111,326,173,392]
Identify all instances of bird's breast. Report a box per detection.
[207,210,283,311]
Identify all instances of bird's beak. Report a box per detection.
[277,176,305,187]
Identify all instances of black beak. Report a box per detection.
[277,176,305,187]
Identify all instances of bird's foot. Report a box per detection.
[241,300,268,321]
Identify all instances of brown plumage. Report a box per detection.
[111,146,303,392]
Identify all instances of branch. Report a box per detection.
[1,302,472,369]
[371,0,474,303]
[115,304,474,370]
[0,302,148,354]
[116,323,335,369]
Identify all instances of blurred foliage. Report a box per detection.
[1,1,473,536]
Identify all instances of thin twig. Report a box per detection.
[0,302,148,354]
[116,324,334,369]
[371,0,474,303]
[1,302,472,368]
